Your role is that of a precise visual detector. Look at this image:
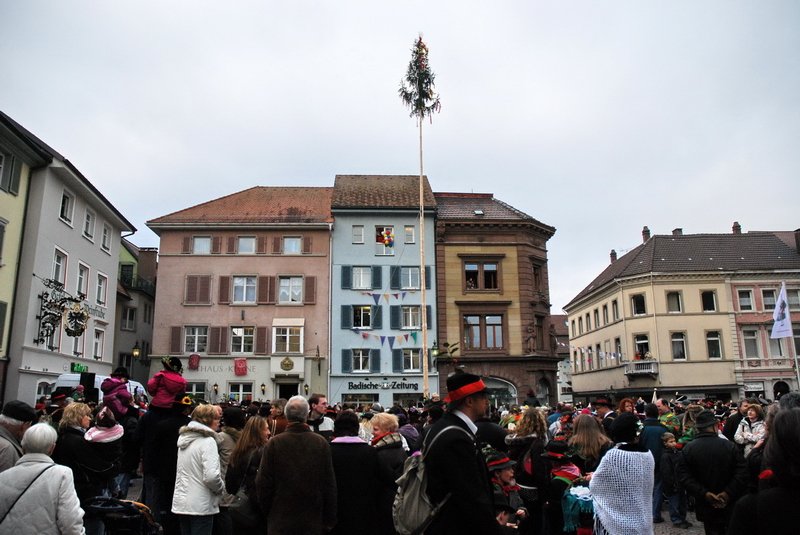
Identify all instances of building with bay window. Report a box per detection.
[147,187,332,402]
[329,175,438,407]
[564,224,800,404]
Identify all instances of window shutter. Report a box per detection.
[341,266,352,289]
[372,305,383,329]
[8,156,21,195]
[257,276,271,304]
[218,276,230,304]
[181,237,191,254]
[426,306,432,329]
[0,301,7,346]
[257,236,267,254]
[0,225,5,264]
[425,266,432,289]
[390,266,400,290]
[341,349,352,373]
[341,305,353,329]
[427,348,432,370]
[266,276,276,304]
[392,349,403,373]
[208,327,219,354]
[372,266,382,289]
[255,327,269,355]
[303,276,316,304]
[198,276,211,304]
[227,237,236,254]
[185,276,198,304]
[272,237,281,254]
[370,349,381,373]
[0,155,10,191]
[219,327,229,354]
[302,236,312,254]
[169,326,182,354]
[211,237,222,254]
[390,306,400,330]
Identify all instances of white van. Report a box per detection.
[53,373,146,402]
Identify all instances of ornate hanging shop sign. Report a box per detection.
[34,276,90,346]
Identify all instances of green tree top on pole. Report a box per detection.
[399,36,441,122]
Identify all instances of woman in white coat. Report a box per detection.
[0,423,84,535]
[172,404,225,535]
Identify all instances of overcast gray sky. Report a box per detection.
[2,1,798,311]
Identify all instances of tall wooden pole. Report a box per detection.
[419,117,429,399]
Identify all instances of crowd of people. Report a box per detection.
[1,359,799,535]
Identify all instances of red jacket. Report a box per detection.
[147,369,187,408]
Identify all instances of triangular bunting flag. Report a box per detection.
[401,291,407,299]
[372,293,381,305]
[388,337,395,349]
[380,336,387,346]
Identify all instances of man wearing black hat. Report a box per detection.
[422,371,503,535]
[0,400,38,473]
[593,397,616,436]
[677,410,747,535]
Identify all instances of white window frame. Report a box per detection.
[738,289,754,311]
[701,290,717,312]
[742,328,760,358]
[59,189,74,225]
[353,305,372,329]
[400,267,420,290]
[762,289,777,312]
[634,333,650,358]
[631,294,647,316]
[185,326,209,353]
[273,326,303,353]
[278,276,304,304]
[193,236,211,254]
[403,348,421,371]
[612,299,619,321]
[375,226,395,256]
[788,289,800,310]
[185,381,207,398]
[96,273,108,306]
[232,276,257,304]
[768,332,784,358]
[101,224,112,252]
[352,225,364,244]
[352,348,370,373]
[227,382,253,403]
[121,307,136,331]
[404,225,415,244]
[231,326,255,353]
[666,291,682,313]
[77,263,89,298]
[237,236,256,255]
[282,236,301,255]
[352,267,372,290]
[706,331,723,359]
[671,332,687,360]
[83,209,96,241]
[53,248,68,284]
[401,305,421,330]
[93,328,105,359]
[71,331,85,357]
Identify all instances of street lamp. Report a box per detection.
[303,383,309,395]
[132,342,141,359]
[260,383,266,395]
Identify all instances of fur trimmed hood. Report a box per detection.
[177,420,219,449]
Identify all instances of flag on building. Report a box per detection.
[771,282,793,339]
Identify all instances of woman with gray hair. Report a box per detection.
[0,423,85,534]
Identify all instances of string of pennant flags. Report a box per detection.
[350,329,421,350]
[360,291,417,305]
[555,340,627,361]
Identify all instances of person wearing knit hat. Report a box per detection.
[146,356,188,411]
[418,370,502,534]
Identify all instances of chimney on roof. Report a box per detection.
[672,228,683,236]
[732,221,742,234]
[610,249,617,263]
[642,226,651,242]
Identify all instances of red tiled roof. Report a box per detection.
[147,186,334,227]
[565,231,800,309]
[332,175,436,209]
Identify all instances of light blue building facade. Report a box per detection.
[329,175,438,408]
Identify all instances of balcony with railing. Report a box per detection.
[624,360,659,377]
[121,275,156,298]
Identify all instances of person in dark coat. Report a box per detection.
[256,395,336,535]
[638,402,667,523]
[592,397,616,437]
[729,407,800,535]
[329,410,379,535]
[677,409,747,535]
[370,412,407,534]
[721,399,751,443]
[424,371,503,535]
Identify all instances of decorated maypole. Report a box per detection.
[399,36,441,399]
